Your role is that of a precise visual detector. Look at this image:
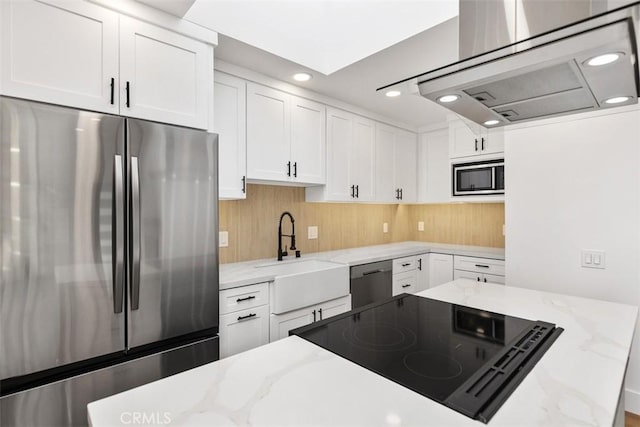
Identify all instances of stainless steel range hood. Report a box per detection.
[379,1,640,127]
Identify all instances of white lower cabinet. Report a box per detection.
[428,253,454,287]
[219,305,269,359]
[269,295,351,342]
[219,282,269,358]
[392,270,417,296]
[453,255,506,285]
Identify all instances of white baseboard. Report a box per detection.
[626,387,640,415]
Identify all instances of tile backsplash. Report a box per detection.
[219,185,504,264]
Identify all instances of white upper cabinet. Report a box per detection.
[214,72,247,199]
[374,123,417,203]
[246,83,325,185]
[351,116,376,201]
[290,96,326,184]
[307,108,375,202]
[119,15,212,129]
[0,0,215,129]
[0,0,119,113]
[449,119,504,159]
[417,128,451,203]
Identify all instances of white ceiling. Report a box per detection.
[184,1,458,75]
[213,16,459,128]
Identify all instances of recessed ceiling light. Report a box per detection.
[438,95,459,103]
[293,72,312,82]
[484,120,500,126]
[605,96,631,104]
[586,53,621,66]
[385,90,401,97]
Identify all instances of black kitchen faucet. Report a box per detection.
[278,211,301,261]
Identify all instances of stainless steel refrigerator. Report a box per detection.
[0,97,219,426]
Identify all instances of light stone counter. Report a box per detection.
[88,279,637,426]
[219,241,505,290]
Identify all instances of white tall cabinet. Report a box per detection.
[246,83,325,185]
[0,0,215,130]
[214,72,247,199]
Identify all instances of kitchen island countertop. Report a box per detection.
[88,279,637,426]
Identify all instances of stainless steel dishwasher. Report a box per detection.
[350,260,393,309]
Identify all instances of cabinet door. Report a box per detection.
[482,273,506,285]
[0,0,119,113]
[119,15,211,129]
[417,129,451,203]
[416,254,429,292]
[325,108,353,201]
[428,253,454,287]
[269,308,314,342]
[449,119,481,158]
[454,269,482,282]
[246,83,291,182]
[392,271,417,296]
[375,123,397,203]
[351,116,376,201]
[395,129,417,202]
[318,296,351,321]
[291,96,325,184]
[214,72,247,199]
[219,305,269,359]
[481,128,505,155]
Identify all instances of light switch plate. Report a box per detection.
[418,221,425,231]
[581,250,605,269]
[308,226,318,240]
[383,222,389,233]
[219,231,229,248]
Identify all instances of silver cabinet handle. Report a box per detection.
[113,155,124,313]
[131,156,141,310]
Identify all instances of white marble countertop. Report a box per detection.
[88,279,637,426]
[220,241,505,290]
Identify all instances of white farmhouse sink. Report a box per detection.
[257,259,349,314]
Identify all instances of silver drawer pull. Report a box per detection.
[237,313,257,321]
[475,264,490,268]
[237,295,256,303]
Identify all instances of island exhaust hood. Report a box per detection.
[379,1,640,127]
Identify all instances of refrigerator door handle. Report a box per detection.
[131,156,141,310]
[113,155,124,313]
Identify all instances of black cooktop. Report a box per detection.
[291,294,562,423]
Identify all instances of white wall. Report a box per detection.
[505,108,640,413]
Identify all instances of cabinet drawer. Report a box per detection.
[392,270,417,296]
[219,282,269,314]
[393,256,417,273]
[219,305,269,358]
[454,256,505,276]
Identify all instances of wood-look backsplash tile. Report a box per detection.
[219,185,504,264]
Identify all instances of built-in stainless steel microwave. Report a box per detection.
[452,159,504,196]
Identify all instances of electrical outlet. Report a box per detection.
[308,226,318,239]
[581,250,605,269]
[418,221,425,232]
[383,222,389,233]
[219,231,229,248]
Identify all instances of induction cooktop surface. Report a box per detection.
[291,294,562,423]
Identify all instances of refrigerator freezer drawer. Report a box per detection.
[0,336,218,427]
